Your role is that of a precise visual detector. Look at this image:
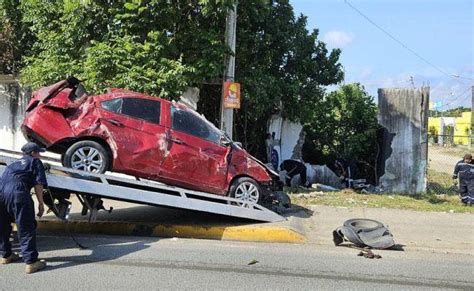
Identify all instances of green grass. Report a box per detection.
[427,169,458,195]
[288,188,473,214]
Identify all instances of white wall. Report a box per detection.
[0,76,29,151]
[268,115,303,162]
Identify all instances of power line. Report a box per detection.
[436,86,472,109]
[343,0,473,83]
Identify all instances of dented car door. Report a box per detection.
[97,97,166,177]
[160,106,231,195]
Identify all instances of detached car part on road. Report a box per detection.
[333,219,395,249]
[22,77,284,207]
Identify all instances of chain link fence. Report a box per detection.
[427,134,472,194]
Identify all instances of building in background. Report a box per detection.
[428,112,472,146]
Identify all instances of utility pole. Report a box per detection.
[220,2,237,139]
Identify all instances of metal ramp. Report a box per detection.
[0,149,285,223]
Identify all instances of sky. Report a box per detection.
[290,0,473,110]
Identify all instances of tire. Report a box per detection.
[228,177,262,207]
[63,140,110,174]
[343,219,384,233]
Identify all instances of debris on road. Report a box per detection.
[333,218,395,249]
[247,259,259,265]
[357,249,382,259]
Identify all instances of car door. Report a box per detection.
[160,106,231,194]
[97,97,166,178]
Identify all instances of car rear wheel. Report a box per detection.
[228,177,262,207]
[63,141,110,174]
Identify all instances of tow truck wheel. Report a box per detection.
[228,177,262,207]
[63,141,110,174]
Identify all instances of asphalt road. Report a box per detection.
[1,235,472,290]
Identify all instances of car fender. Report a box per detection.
[226,151,272,187]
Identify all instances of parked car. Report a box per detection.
[22,77,282,205]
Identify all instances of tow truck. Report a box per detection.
[0,149,288,223]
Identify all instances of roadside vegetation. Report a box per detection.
[288,188,473,214]
[427,169,458,195]
[0,0,381,171]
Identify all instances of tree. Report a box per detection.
[0,0,35,75]
[429,106,471,118]
[303,83,379,180]
[199,0,343,158]
[16,0,232,97]
[6,0,344,162]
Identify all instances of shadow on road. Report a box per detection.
[282,204,314,219]
[10,232,158,271]
[43,236,157,271]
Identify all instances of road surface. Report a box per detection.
[1,234,472,290]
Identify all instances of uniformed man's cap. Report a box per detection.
[21,142,46,154]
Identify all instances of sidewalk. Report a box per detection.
[38,195,474,254]
[299,205,474,255]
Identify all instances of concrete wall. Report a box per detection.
[268,115,304,162]
[378,87,429,194]
[453,112,472,145]
[0,76,30,151]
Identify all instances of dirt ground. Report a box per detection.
[428,145,468,174]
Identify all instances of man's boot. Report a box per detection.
[1,253,21,264]
[25,260,46,274]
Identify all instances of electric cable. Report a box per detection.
[436,86,472,109]
[343,0,474,83]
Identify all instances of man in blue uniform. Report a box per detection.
[0,142,47,273]
[453,153,474,205]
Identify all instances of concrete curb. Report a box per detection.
[36,220,307,244]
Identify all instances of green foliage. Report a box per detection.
[208,0,343,156]
[16,0,232,98]
[0,0,35,75]
[429,106,471,118]
[303,83,379,178]
[83,34,191,98]
[5,0,344,163]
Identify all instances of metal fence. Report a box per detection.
[427,134,472,195]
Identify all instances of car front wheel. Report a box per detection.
[228,177,262,207]
[63,140,110,174]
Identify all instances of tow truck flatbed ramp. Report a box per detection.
[0,150,285,223]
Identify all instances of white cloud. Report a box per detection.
[323,30,354,47]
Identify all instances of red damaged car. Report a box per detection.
[22,77,282,205]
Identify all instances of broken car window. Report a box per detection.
[172,106,221,144]
[70,84,89,101]
[101,98,123,113]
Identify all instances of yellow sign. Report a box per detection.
[223,82,241,109]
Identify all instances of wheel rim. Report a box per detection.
[71,147,104,173]
[234,182,260,206]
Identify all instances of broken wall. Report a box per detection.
[378,87,429,194]
[0,75,29,151]
[179,87,200,110]
[268,115,304,163]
